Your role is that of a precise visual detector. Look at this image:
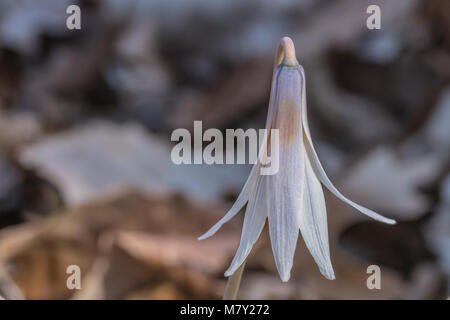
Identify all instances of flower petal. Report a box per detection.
[224,173,267,277]
[298,147,335,280]
[198,162,258,240]
[198,122,271,241]
[267,66,303,282]
[298,67,396,225]
[199,63,282,242]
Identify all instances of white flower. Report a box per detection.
[198,37,395,282]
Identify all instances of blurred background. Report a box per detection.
[0,0,448,299]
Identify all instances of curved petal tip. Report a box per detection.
[224,270,233,277]
[386,218,397,225]
[376,216,397,225]
[197,234,208,241]
[321,268,335,280]
[280,271,291,283]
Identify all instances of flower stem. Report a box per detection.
[275,36,298,68]
[222,261,246,300]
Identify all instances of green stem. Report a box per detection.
[222,261,246,300]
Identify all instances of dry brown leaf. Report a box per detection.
[115,230,238,275]
[0,190,239,299]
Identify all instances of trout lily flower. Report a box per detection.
[199,37,396,282]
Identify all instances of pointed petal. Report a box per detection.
[199,99,274,242]
[267,66,303,282]
[198,163,258,240]
[267,164,301,282]
[221,60,282,275]
[198,120,272,241]
[298,68,396,225]
[298,149,335,280]
[224,174,267,276]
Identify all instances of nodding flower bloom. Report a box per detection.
[199,37,396,282]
